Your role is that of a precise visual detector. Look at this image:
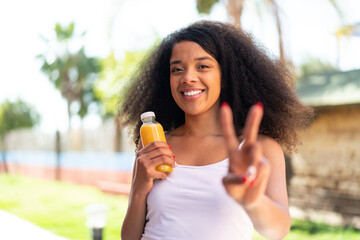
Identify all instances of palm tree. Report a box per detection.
[265,0,284,62]
[197,0,284,60]
[38,23,101,130]
[196,0,342,63]
[225,0,244,28]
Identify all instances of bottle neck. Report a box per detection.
[141,116,156,123]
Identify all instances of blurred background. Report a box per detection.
[0,0,359,239]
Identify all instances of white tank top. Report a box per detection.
[141,158,254,240]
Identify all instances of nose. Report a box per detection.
[180,69,197,84]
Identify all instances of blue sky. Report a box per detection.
[0,0,359,132]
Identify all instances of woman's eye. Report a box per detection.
[198,65,209,69]
[171,68,183,73]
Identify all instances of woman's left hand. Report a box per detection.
[220,103,271,209]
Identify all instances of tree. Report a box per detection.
[296,57,338,80]
[0,99,40,173]
[197,0,243,27]
[94,49,149,151]
[196,0,342,63]
[95,50,148,118]
[197,0,283,59]
[38,22,101,130]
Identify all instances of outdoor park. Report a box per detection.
[0,0,360,239]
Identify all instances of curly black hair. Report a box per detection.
[117,20,313,153]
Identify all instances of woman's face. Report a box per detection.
[169,41,221,116]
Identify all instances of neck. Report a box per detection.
[181,108,222,137]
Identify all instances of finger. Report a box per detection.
[223,173,247,185]
[247,142,262,182]
[243,103,263,146]
[153,171,168,180]
[220,102,240,152]
[138,141,171,155]
[246,165,257,182]
[142,146,174,164]
[150,155,177,169]
[249,157,270,188]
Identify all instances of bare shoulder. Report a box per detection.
[258,134,281,149]
[258,137,289,211]
[258,135,285,164]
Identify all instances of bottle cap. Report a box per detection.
[140,111,155,121]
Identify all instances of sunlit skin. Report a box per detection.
[170,41,222,117]
[167,41,226,167]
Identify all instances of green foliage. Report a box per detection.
[297,57,338,80]
[196,0,219,14]
[94,49,150,118]
[55,22,75,41]
[38,22,101,126]
[0,99,40,140]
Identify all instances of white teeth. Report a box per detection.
[183,90,202,96]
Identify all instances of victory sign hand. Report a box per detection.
[220,102,271,209]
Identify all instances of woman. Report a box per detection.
[119,20,313,240]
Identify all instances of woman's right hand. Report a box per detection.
[132,141,175,196]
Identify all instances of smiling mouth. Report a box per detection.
[182,90,205,96]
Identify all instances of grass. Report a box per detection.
[0,174,128,240]
[252,219,360,240]
[1,174,359,240]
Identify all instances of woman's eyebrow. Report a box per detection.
[195,56,215,62]
[170,56,215,65]
[170,60,181,65]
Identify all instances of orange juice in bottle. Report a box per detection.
[140,111,173,174]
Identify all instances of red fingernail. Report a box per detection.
[255,102,263,110]
[250,178,256,187]
[168,145,171,149]
[221,102,230,108]
[241,176,248,183]
[173,154,175,159]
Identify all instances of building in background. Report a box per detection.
[290,69,360,228]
